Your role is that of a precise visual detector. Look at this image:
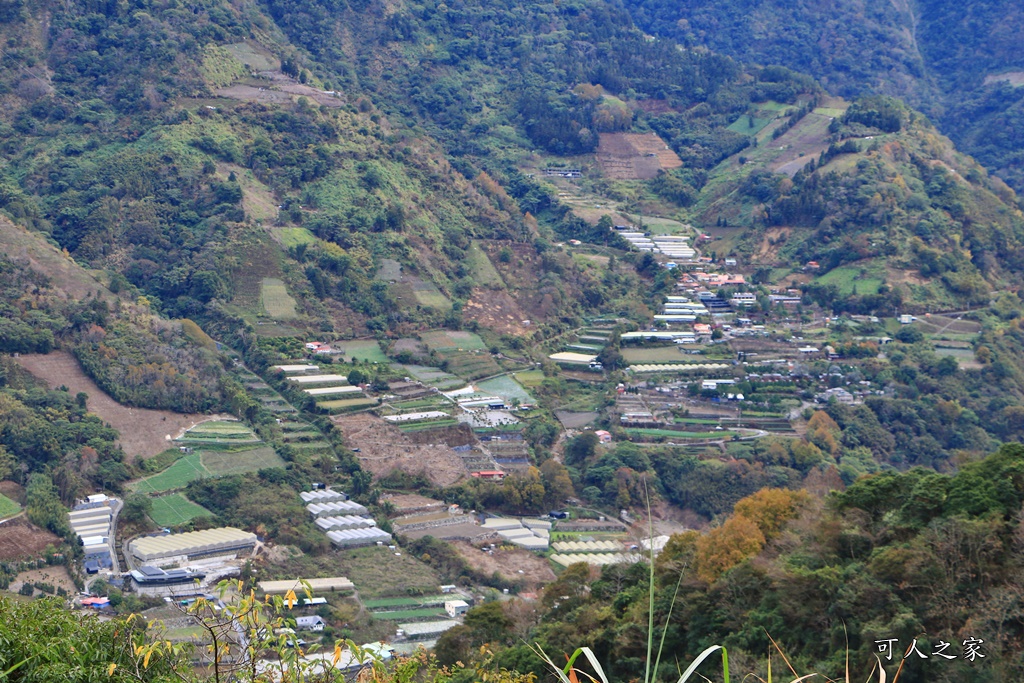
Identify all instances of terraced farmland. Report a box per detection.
[149,493,213,526]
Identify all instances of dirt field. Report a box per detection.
[9,566,77,596]
[0,216,116,303]
[596,132,682,180]
[769,113,834,176]
[332,413,468,486]
[0,518,60,561]
[381,493,447,515]
[463,289,532,336]
[17,351,208,459]
[450,540,556,589]
[217,73,344,108]
[984,71,1024,87]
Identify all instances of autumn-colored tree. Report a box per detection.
[732,487,810,540]
[806,410,842,456]
[694,515,765,583]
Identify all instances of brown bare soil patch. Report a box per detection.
[984,71,1024,87]
[331,413,468,486]
[16,351,208,460]
[0,216,115,303]
[450,540,556,588]
[0,518,59,561]
[769,113,833,176]
[464,289,531,336]
[380,493,446,515]
[596,132,682,180]
[756,227,792,261]
[10,566,77,595]
[633,99,678,115]
[217,73,344,108]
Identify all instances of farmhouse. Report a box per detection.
[296,616,326,631]
[445,600,470,618]
[128,527,257,568]
[594,430,612,444]
[471,470,506,481]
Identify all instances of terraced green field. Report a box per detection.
[134,453,208,493]
[261,277,299,319]
[477,375,534,403]
[149,494,213,526]
[0,493,20,520]
[421,330,487,351]
[133,446,285,493]
[337,340,389,364]
[318,397,377,412]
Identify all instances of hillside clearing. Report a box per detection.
[261,278,299,319]
[16,352,208,459]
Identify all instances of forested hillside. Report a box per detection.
[624,0,1024,191]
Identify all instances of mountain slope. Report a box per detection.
[623,0,1024,191]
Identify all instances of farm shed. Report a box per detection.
[259,577,356,594]
[129,527,256,567]
[296,616,326,631]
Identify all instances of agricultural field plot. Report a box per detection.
[399,365,464,389]
[332,413,468,486]
[361,595,450,609]
[769,112,836,176]
[375,258,403,282]
[0,493,20,520]
[337,340,389,364]
[16,351,207,459]
[442,351,501,380]
[410,279,451,310]
[476,375,534,404]
[397,419,458,432]
[0,519,60,561]
[149,494,213,527]
[815,263,885,297]
[261,278,299,319]
[371,608,446,621]
[202,446,285,475]
[421,330,487,351]
[625,428,735,439]
[318,397,377,413]
[727,115,773,136]
[273,227,316,248]
[182,420,254,437]
[621,346,688,363]
[268,546,442,600]
[450,540,556,589]
[467,241,505,287]
[223,41,280,71]
[596,132,682,180]
[632,216,692,236]
[134,446,284,493]
[133,453,208,494]
[514,370,545,388]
